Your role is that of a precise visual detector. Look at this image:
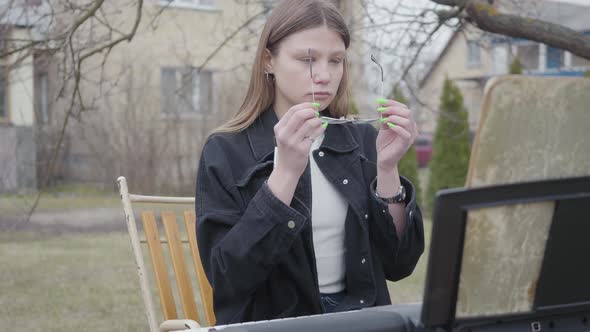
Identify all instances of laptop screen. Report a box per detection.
[456,201,554,318]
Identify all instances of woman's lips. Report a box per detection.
[312,92,332,100]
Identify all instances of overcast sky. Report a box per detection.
[560,0,590,4]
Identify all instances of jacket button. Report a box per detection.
[342,179,348,185]
[287,220,295,229]
[409,210,414,220]
[318,151,325,157]
[364,214,369,220]
[360,299,364,304]
[361,258,366,264]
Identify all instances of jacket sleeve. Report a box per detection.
[361,125,425,281]
[195,137,308,321]
[368,176,425,281]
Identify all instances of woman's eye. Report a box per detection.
[330,59,342,64]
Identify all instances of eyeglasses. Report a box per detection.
[308,48,383,125]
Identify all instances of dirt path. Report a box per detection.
[1,208,127,233]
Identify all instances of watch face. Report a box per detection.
[375,185,406,204]
[393,185,406,203]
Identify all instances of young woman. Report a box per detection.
[196,0,425,324]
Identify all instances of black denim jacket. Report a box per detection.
[196,109,425,324]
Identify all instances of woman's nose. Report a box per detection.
[312,63,331,84]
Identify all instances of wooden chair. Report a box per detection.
[117,176,215,332]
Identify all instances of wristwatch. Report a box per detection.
[375,185,406,204]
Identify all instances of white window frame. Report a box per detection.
[158,0,217,11]
[491,44,509,75]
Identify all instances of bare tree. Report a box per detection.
[0,0,145,225]
[1,0,271,227]
[3,0,588,226]
[354,0,590,130]
[360,0,589,85]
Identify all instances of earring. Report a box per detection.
[264,70,275,82]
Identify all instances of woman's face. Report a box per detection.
[267,25,346,113]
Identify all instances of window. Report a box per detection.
[161,67,212,115]
[516,44,539,71]
[466,41,481,68]
[159,0,216,10]
[35,72,49,124]
[546,46,564,69]
[0,67,7,121]
[571,54,590,68]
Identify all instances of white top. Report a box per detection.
[309,133,348,294]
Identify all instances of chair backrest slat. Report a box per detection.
[141,211,178,321]
[184,211,216,326]
[161,211,200,323]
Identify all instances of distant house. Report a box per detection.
[417,0,590,138]
[1,0,368,193]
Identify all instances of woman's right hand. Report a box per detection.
[274,102,326,177]
[267,102,326,205]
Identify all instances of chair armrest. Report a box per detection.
[159,319,201,332]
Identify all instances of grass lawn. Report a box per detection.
[0,219,432,331]
[0,231,148,331]
[387,167,433,303]
[387,219,432,304]
[0,184,120,217]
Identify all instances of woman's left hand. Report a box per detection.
[375,99,418,170]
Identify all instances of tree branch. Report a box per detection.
[394,7,463,87]
[20,0,144,228]
[197,8,266,71]
[449,0,590,59]
[430,0,466,7]
[430,0,590,60]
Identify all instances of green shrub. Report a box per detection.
[390,87,421,205]
[509,57,523,74]
[426,78,471,210]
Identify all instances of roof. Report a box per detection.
[419,28,461,89]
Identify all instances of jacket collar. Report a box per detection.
[246,108,359,162]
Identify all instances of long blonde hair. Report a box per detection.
[215,0,351,134]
